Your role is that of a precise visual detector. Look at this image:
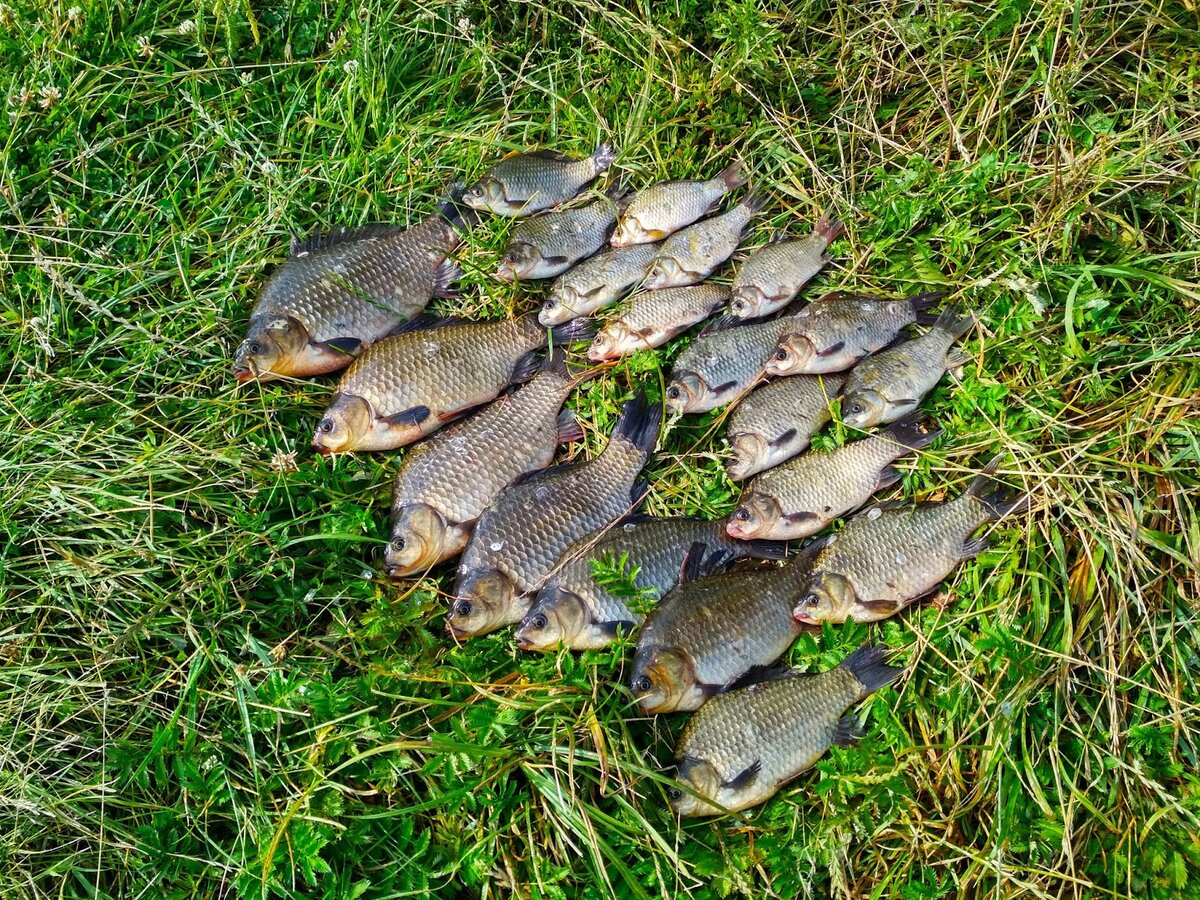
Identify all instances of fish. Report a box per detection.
[724,373,845,481]
[462,143,616,217]
[496,188,624,281]
[539,243,661,326]
[726,411,941,541]
[311,315,592,454]
[793,457,1028,626]
[514,517,788,652]
[642,193,766,290]
[840,305,973,430]
[728,214,844,319]
[446,391,661,639]
[629,544,822,713]
[665,315,793,415]
[764,291,942,377]
[587,284,731,361]
[611,162,748,247]
[384,350,582,578]
[669,645,903,817]
[234,187,474,383]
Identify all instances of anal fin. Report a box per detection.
[832,713,864,748]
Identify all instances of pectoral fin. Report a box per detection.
[816,341,846,357]
[379,405,431,426]
[314,336,365,356]
[722,759,762,792]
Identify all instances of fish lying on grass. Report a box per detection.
[728,215,844,319]
[643,193,766,289]
[840,305,973,430]
[793,457,1028,626]
[234,187,473,382]
[724,373,845,481]
[312,315,592,453]
[611,162,747,246]
[462,143,616,217]
[726,412,941,541]
[446,392,661,639]
[765,291,942,377]
[384,351,581,578]
[629,545,821,713]
[666,315,794,414]
[539,242,661,326]
[497,188,624,281]
[514,517,787,651]
[587,284,731,361]
[669,645,903,817]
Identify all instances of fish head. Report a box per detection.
[496,243,539,281]
[725,492,782,539]
[725,432,769,481]
[515,588,582,651]
[587,323,634,362]
[385,504,448,577]
[312,392,372,455]
[670,756,725,817]
[539,289,576,327]
[234,316,309,382]
[630,647,694,713]
[642,257,680,290]
[728,286,766,320]
[793,572,856,625]
[840,389,885,430]
[665,371,708,414]
[765,331,815,377]
[610,215,648,248]
[461,177,504,213]
[447,568,516,639]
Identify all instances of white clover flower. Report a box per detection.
[269,449,298,473]
[176,18,196,35]
[343,58,359,76]
[0,4,15,28]
[67,6,81,22]
[136,34,153,58]
[37,84,60,109]
[239,70,252,84]
[456,16,470,34]
[259,159,277,175]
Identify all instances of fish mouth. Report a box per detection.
[233,365,254,383]
[495,263,518,282]
[312,443,334,455]
[793,610,817,625]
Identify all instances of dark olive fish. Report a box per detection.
[665,315,793,414]
[728,214,843,319]
[462,143,616,217]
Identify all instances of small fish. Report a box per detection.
[840,305,973,430]
[725,374,845,481]
[765,291,942,377]
[497,189,624,281]
[727,412,941,541]
[446,392,661,639]
[629,546,821,714]
[669,646,902,817]
[234,187,473,382]
[793,458,1027,626]
[539,243,661,326]
[462,143,616,217]
[611,162,748,247]
[728,215,844,319]
[515,517,787,652]
[666,315,793,414]
[642,193,766,290]
[587,284,731,361]
[312,315,592,454]
[384,351,581,578]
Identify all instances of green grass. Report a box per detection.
[2,0,1199,896]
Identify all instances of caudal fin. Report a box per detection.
[813,212,844,246]
[610,390,662,458]
[910,291,948,325]
[590,142,617,176]
[965,455,1029,521]
[840,645,903,695]
[437,180,481,231]
[716,161,749,190]
[882,411,942,453]
[739,190,769,216]
[931,303,974,341]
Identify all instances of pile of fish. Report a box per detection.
[234,141,1028,820]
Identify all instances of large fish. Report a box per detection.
[793,458,1027,625]
[642,193,765,289]
[446,392,661,639]
[587,284,731,361]
[728,215,843,319]
[611,162,747,247]
[384,351,581,577]
[669,646,902,817]
[497,188,624,281]
[727,412,941,541]
[724,373,845,481]
[539,243,661,326]
[462,143,616,217]
[234,188,473,382]
[311,315,591,454]
[514,517,787,651]
[665,315,793,415]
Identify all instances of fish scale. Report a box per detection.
[725,373,845,480]
[588,284,731,360]
[667,315,794,414]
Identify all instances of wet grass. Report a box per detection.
[2,0,1199,897]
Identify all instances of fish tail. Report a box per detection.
[541,345,570,378]
[740,189,769,216]
[717,160,749,190]
[813,212,844,246]
[840,645,903,696]
[611,390,662,458]
[548,318,599,346]
[965,455,1030,521]
[590,142,617,176]
[437,180,481,231]
[932,302,974,340]
[910,290,948,325]
[883,410,943,453]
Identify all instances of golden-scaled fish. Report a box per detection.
[234,188,473,382]
[793,458,1027,626]
[587,284,731,361]
[462,143,616,217]
[539,243,661,326]
[312,316,592,454]
[629,545,821,714]
[765,291,942,377]
[611,162,747,247]
[497,188,624,281]
[446,392,661,639]
[727,412,941,541]
[384,351,581,577]
[642,193,766,289]
[514,517,787,651]
[666,315,793,414]
[840,305,973,430]
[669,645,902,817]
[725,374,845,481]
[728,215,843,319]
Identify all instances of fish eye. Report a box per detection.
[317,418,335,434]
[542,299,559,309]
[735,508,751,522]
[391,537,406,552]
[775,348,788,361]
[666,386,680,400]
[850,403,863,414]
[453,599,473,617]
[804,593,819,607]
[731,299,746,313]
[531,614,548,630]
[634,676,652,693]
[667,787,683,801]
[247,340,264,354]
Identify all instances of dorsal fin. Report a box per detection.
[290,224,398,256]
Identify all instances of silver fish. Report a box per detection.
[643,193,766,289]
[728,214,844,319]
[587,284,731,361]
[725,374,845,481]
[539,243,661,326]
[611,162,747,246]
[666,315,793,414]
[497,190,623,281]
[462,144,616,217]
